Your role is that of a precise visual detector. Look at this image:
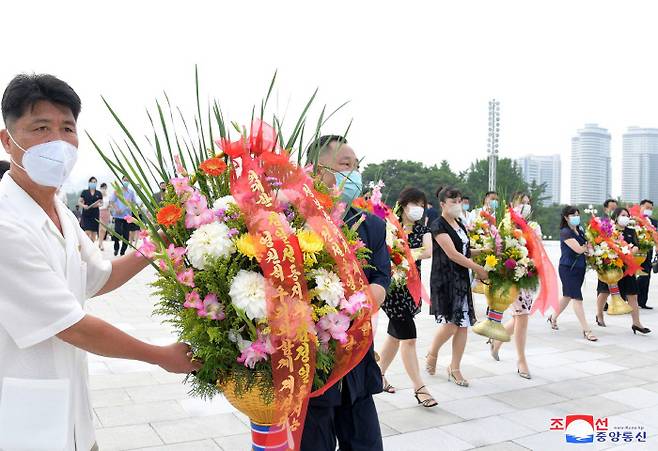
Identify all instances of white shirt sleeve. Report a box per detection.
[75,216,113,297]
[0,222,85,349]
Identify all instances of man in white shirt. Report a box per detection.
[0,74,201,451]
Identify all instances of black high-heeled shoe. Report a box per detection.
[632,325,651,335]
[595,316,606,327]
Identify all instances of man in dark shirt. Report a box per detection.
[638,199,657,309]
[597,198,620,316]
[302,135,391,451]
[425,201,439,227]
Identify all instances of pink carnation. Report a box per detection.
[504,258,517,270]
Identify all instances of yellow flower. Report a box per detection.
[485,255,499,268]
[235,233,261,260]
[297,229,324,254]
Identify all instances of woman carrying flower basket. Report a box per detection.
[425,186,489,387]
[548,206,597,340]
[597,208,650,334]
[377,187,437,407]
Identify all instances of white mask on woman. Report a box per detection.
[448,204,462,219]
[617,216,630,227]
[406,205,425,222]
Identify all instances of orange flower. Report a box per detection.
[352,197,368,210]
[614,259,624,268]
[199,157,227,176]
[157,204,183,227]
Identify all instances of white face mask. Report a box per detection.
[644,209,653,217]
[406,205,424,222]
[447,204,462,218]
[518,204,532,219]
[8,131,78,188]
[617,216,630,227]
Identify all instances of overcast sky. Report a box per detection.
[3,0,658,204]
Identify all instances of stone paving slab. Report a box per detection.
[87,242,658,450]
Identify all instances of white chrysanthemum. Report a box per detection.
[385,223,397,247]
[213,195,237,212]
[186,222,236,269]
[514,264,528,281]
[312,268,345,307]
[519,246,529,258]
[229,270,268,320]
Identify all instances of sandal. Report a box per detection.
[447,365,469,387]
[382,374,395,393]
[486,338,500,361]
[414,385,438,408]
[583,330,598,342]
[425,353,438,376]
[547,315,558,330]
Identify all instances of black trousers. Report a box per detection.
[638,272,652,307]
[113,218,130,255]
[301,388,382,451]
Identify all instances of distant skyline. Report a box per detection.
[4,1,658,204]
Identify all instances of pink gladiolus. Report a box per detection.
[184,291,203,310]
[331,202,347,226]
[237,335,274,369]
[340,291,369,315]
[371,181,385,206]
[184,192,215,229]
[373,204,387,220]
[349,239,366,254]
[174,154,188,176]
[504,258,517,270]
[158,259,168,271]
[177,269,195,287]
[137,238,156,259]
[166,244,187,267]
[171,177,193,195]
[124,215,135,224]
[197,294,225,321]
[138,230,150,240]
[316,312,350,345]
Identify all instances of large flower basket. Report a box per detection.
[598,269,632,315]
[472,284,520,342]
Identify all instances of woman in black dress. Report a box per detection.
[78,176,103,242]
[377,188,437,407]
[425,186,489,387]
[610,208,650,334]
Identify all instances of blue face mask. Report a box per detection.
[463,203,470,212]
[89,182,97,190]
[335,170,363,205]
[122,180,129,189]
[489,200,499,210]
[569,215,581,227]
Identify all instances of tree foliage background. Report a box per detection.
[362,157,568,238]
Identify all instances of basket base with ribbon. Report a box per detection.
[472,284,520,342]
[217,375,289,451]
[598,269,633,315]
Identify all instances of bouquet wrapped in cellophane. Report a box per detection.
[91,72,379,450]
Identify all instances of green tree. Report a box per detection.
[461,158,528,206]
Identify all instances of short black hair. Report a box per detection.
[483,191,498,202]
[306,135,347,166]
[462,196,470,202]
[611,207,629,221]
[640,199,654,207]
[560,205,580,229]
[2,74,81,126]
[398,187,427,210]
[0,160,9,180]
[88,176,97,183]
[437,185,462,203]
[603,198,617,209]
[100,182,107,189]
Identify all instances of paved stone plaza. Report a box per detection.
[88,243,658,450]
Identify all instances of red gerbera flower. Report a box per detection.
[157,204,183,227]
[199,157,227,176]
